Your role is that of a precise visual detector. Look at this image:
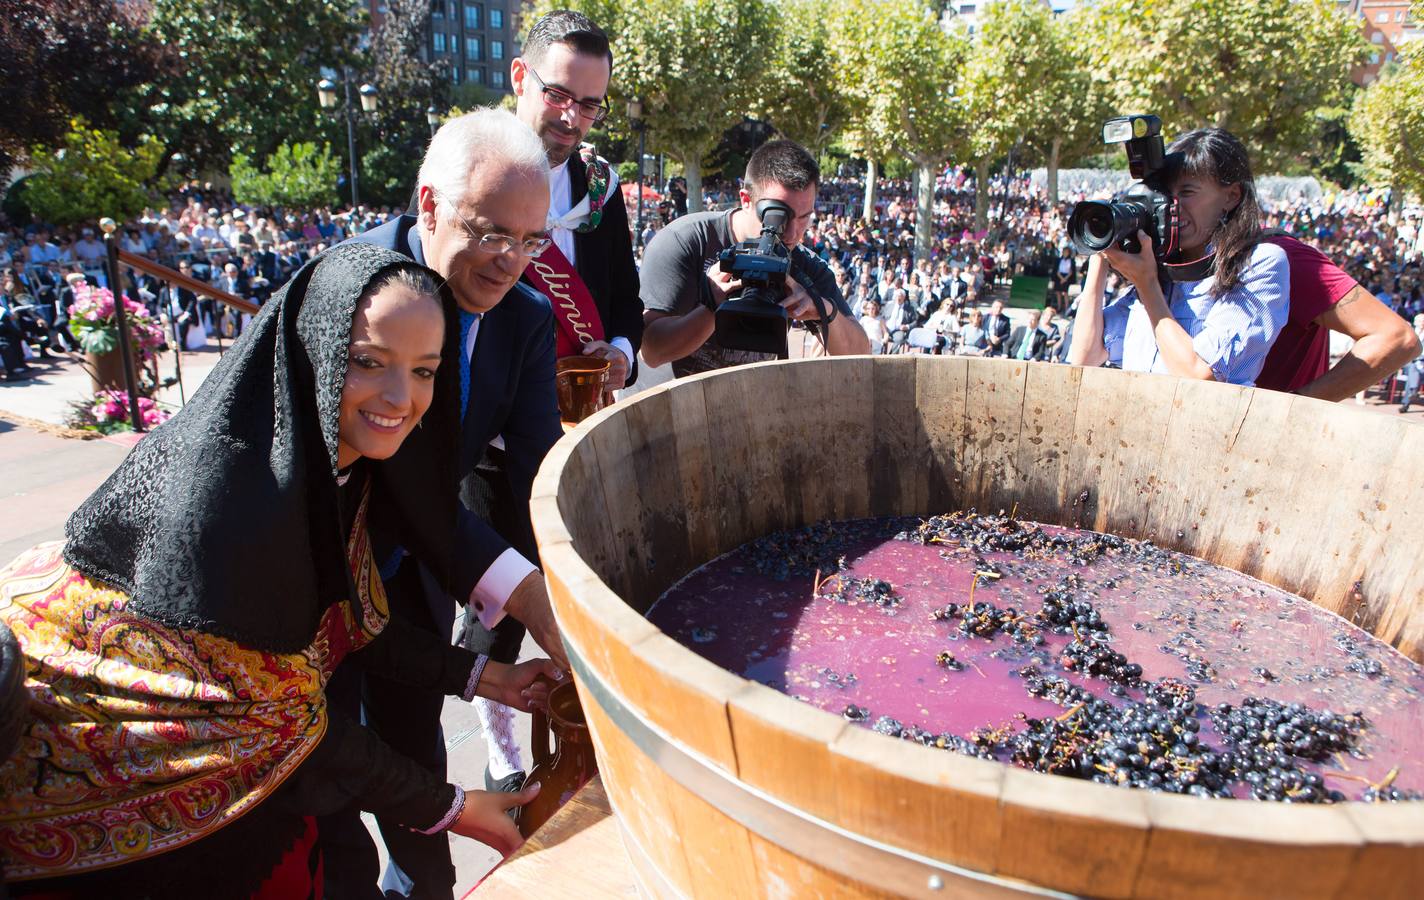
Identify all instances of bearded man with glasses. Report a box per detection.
[335,107,569,900]
[510,10,643,394]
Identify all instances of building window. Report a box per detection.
[466,37,481,60]
[452,66,462,84]
[492,70,505,88]
[1376,11,1389,23]
[451,32,459,50]
[464,4,480,28]
[491,40,504,59]
[1398,10,1407,22]
[432,0,443,18]
[490,8,503,29]
[433,32,446,52]
[1372,32,1385,44]
[470,67,484,84]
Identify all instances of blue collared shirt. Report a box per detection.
[1104,242,1290,386]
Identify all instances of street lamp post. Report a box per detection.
[317,69,378,209]
[627,99,646,247]
[426,105,442,138]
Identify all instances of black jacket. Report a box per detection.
[1007,325,1048,361]
[984,312,1012,356]
[566,155,645,381]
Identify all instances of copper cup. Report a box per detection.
[555,356,612,424]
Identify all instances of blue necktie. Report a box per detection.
[458,310,477,421]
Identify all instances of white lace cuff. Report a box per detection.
[462,654,490,703]
[416,786,465,835]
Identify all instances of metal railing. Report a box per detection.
[101,230,258,431]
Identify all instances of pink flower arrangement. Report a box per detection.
[68,286,166,361]
[90,390,169,429]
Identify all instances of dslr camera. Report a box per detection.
[1067,115,1180,259]
[714,198,794,357]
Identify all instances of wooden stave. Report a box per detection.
[531,356,1424,899]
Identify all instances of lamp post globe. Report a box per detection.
[358,83,378,114]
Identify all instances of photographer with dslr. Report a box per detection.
[1068,123,1288,386]
[640,140,869,376]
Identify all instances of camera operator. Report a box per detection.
[639,140,869,376]
[1068,128,1288,385]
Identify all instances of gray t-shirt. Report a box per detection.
[640,209,850,378]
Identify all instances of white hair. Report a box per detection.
[418,107,548,220]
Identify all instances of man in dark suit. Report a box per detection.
[510,10,642,390]
[255,241,281,285]
[1006,309,1048,361]
[443,9,645,801]
[983,298,1012,357]
[337,107,565,900]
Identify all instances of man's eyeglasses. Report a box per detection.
[525,67,610,124]
[438,194,551,258]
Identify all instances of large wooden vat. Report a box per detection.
[530,356,1424,899]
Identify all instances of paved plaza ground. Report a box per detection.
[0,325,1418,892]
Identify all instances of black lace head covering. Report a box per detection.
[63,242,461,653]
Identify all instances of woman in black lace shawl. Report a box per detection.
[0,242,556,896]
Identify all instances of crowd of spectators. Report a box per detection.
[0,183,409,379]
[3,167,1424,388]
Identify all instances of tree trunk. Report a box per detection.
[1047,137,1062,206]
[862,158,877,224]
[973,158,990,232]
[914,160,935,269]
[684,151,704,214]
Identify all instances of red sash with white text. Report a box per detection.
[524,244,605,358]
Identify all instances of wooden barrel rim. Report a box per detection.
[532,357,1424,896]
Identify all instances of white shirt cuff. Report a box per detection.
[469,547,537,629]
[610,336,634,372]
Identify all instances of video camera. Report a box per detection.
[714,198,794,357]
[1067,115,1180,259]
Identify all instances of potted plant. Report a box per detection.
[67,285,166,395]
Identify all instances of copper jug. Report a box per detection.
[555,356,611,424]
[516,680,597,837]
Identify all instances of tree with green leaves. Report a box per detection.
[621,0,779,212]
[127,0,364,174]
[755,0,852,154]
[23,120,167,225]
[361,0,451,208]
[1350,47,1424,206]
[231,142,341,209]
[0,1,174,190]
[1021,4,1114,204]
[962,0,1075,230]
[1087,0,1364,171]
[831,0,970,264]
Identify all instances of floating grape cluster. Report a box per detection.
[823,575,902,611]
[746,517,913,580]
[898,508,1184,571]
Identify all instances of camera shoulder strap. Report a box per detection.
[1161,253,1215,283]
